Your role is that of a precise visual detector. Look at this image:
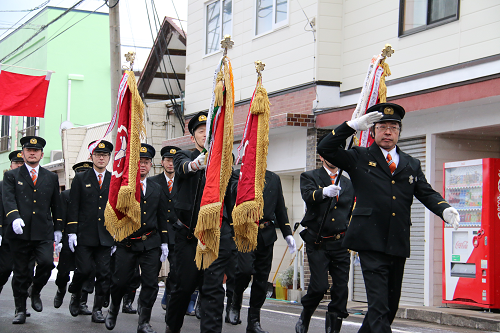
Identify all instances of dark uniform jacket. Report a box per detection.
[0,181,6,244]
[123,179,169,251]
[3,164,62,241]
[60,189,71,249]
[232,170,292,247]
[149,172,177,245]
[317,122,451,258]
[66,169,113,247]
[300,168,355,238]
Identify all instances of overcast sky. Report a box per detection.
[0,0,188,70]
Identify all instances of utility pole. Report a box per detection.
[109,0,121,146]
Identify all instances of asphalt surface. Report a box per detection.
[0,276,493,333]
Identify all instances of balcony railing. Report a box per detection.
[18,125,39,139]
[0,135,11,153]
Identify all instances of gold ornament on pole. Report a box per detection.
[123,51,136,71]
[378,44,394,103]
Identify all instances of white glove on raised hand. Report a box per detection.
[12,218,25,235]
[0,235,2,246]
[68,233,77,252]
[55,243,63,256]
[323,185,341,198]
[347,112,384,132]
[188,153,206,172]
[443,207,460,231]
[285,235,296,254]
[111,245,116,256]
[54,231,63,245]
[160,243,169,262]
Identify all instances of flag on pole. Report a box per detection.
[104,70,146,241]
[352,44,393,147]
[232,61,270,253]
[194,55,235,269]
[0,69,51,117]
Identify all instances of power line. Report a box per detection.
[0,0,50,12]
[0,0,85,63]
[0,0,50,39]
[170,0,186,38]
[10,2,106,66]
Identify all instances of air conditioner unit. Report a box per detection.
[50,150,63,162]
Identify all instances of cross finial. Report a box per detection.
[381,44,394,58]
[221,35,234,56]
[255,60,265,77]
[123,51,136,71]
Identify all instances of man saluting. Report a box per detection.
[3,136,62,324]
[317,103,460,333]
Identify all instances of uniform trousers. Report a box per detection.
[224,247,236,303]
[68,245,111,296]
[0,242,14,290]
[357,251,406,333]
[56,247,95,293]
[9,239,54,298]
[110,245,160,308]
[164,243,177,296]
[301,239,350,316]
[233,235,274,309]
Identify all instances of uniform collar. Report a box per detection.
[25,163,39,174]
[164,173,174,183]
[379,146,399,166]
[93,168,106,179]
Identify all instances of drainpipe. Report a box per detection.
[67,74,84,121]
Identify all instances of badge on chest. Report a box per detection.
[368,161,377,167]
[86,184,91,187]
[409,175,415,184]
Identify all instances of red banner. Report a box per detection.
[0,70,50,118]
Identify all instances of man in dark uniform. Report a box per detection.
[0,151,27,295]
[295,146,355,333]
[105,143,169,333]
[317,103,460,333]
[53,161,95,314]
[166,111,237,333]
[3,136,63,324]
[149,145,180,315]
[66,140,114,323]
[227,170,295,333]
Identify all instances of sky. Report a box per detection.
[0,0,188,70]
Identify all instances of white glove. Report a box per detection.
[347,112,384,131]
[160,243,169,262]
[12,218,25,235]
[54,231,62,245]
[55,243,63,256]
[0,235,2,246]
[285,235,296,254]
[188,153,206,172]
[443,207,460,231]
[323,184,341,198]
[68,233,77,252]
[111,245,116,256]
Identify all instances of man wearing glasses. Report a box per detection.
[66,140,114,324]
[317,103,460,333]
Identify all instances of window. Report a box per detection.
[18,117,39,143]
[399,0,459,36]
[205,0,232,55]
[0,116,10,153]
[255,0,288,36]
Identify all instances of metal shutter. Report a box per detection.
[352,137,426,306]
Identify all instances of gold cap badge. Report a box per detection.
[140,146,147,153]
[98,143,105,148]
[199,115,207,122]
[384,107,394,115]
[170,149,177,154]
[83,163,90,168]
[17,153,22,158]
[30,138,37,144]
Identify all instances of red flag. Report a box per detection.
[0,70,50,117]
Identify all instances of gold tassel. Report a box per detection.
[250,86,270,115]
[195,202,223,269]
[213,70,224,107]
[378,62,391,103]
[232,201,260,252]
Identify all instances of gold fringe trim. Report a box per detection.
[195,202,222,269]
[378,62,391,103]
[104,71,145,241]
[250,85,270,115]
[232,201,260,252]
[214,70,224,107]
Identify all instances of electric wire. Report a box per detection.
[0,0,50,12]
[0,1,50,40]
[105,0,120,8]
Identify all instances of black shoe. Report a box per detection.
[227,293,242,325]
[224,297,232,323]
[26,311,31,317]
[122,293,137,314]
[137,307,156,333]
[28,284,43,312]
[54,286,66,308]
[246,308,269,333]
[295,308,315,333]
[13,297,27,325]
[105,301,120,330]
[69,292,81,317]
[92,295,106,323]
[325,312,343,333]
[79,291,92,315]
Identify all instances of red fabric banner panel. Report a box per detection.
[0,70,50,118]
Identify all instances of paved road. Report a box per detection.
[0,278,492,333]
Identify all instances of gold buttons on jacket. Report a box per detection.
[393,196,396,200]
[167,210,170,213]
[99,207,101,210]
[331,218,335,221]
[98,218,101,221]
[34,189,37,192]
[143,223,146,225]
[392,180,395,184]
[334,206,337,209]
[33,212,35,214]
[144,201,147,204]
[392,213,396,216]
[33,200,36,203]
[169,200,172,202]
[100,196,102,199]
[167,220,169,222]
[143,212,146,214]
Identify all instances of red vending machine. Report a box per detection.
[442,158,500,308]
